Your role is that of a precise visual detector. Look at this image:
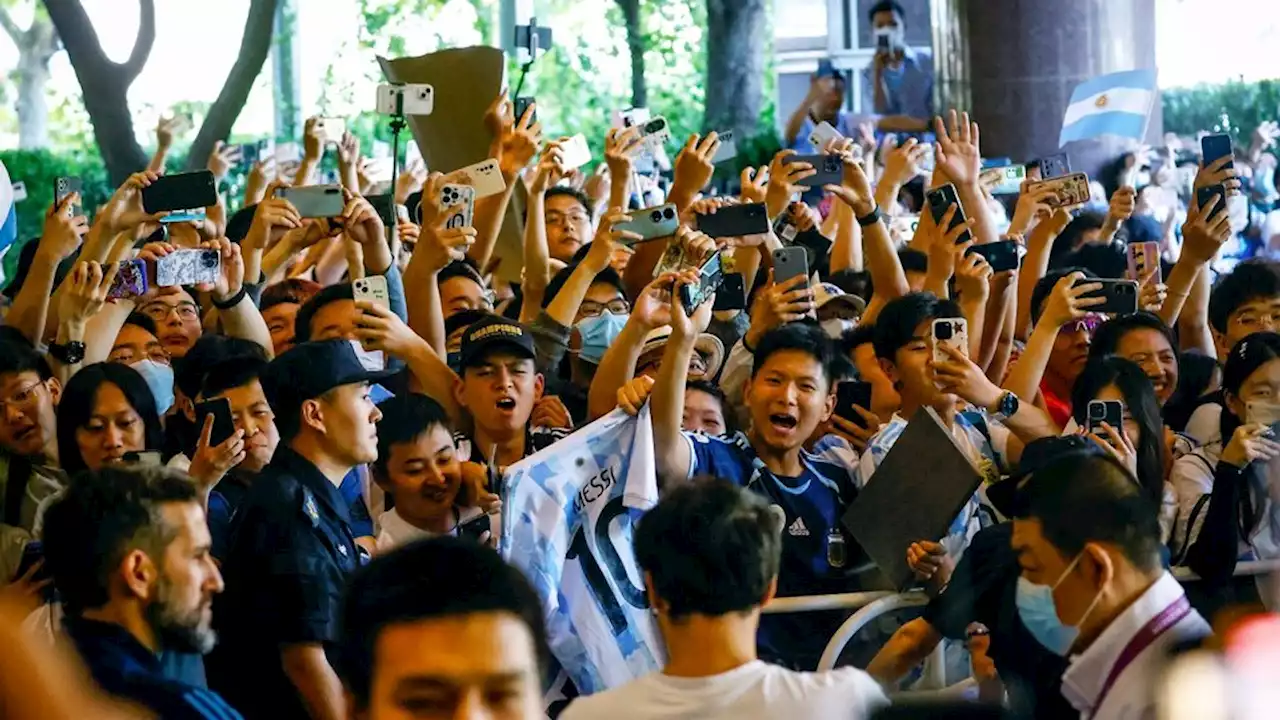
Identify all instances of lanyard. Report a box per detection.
[1088,595,1191,719]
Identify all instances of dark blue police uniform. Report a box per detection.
[65,616,241,719]
[206,340,386,719]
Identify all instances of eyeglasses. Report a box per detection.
[546,211,589,227]
[579,299,630,318]
[1234,311,1279,330]
[0,381,44,414]
[141,302,200,322]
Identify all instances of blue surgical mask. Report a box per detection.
[130,359,175,415]
[575,312,629,364]
[1015,552,1103,656]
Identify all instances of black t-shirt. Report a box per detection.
[922,523,1075,720]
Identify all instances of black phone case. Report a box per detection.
[836,382,873,428]
[697,203,769,238]
[1087,401,1124,433]
[142,171,218,213]
[1039,153,1071,179]
[965,241,1020,272]
[1201,134,1234,171]
[195,400,237,447]
[514,96,537,124]
[1076,279,1138,315]
[794,228,834,267]
[792,154,843,188]
[926,185,972,244]
[712,273,747,311]
[1195,184,1228,216]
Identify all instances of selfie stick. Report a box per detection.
[512,17,542,100]
[388,88,407,213]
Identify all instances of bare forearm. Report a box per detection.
[608,168,631,212]
[83,301,134,366]
[961,296,987,360]
[866,618,941,686]
[863,220,909,300]
[1016,240,1054,341]
[294,155,320,188]
[545,265,597,328]
[986,300,1016,384]
[956,182,998,247]
[281,646,345,720]
[147,146,170,174]
[404,263,446,356]
[6,254,59,346]
[652,339,695,484]
[1178,266,1214,356]
[588,320,649,421]
[783,103,812,147]
[979,275,1012,369]
[401,339,465,428]
[1159,261,1203,329]
[830,202,861,273]
[217,295,275,358]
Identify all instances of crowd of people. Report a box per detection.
[4,3,1280,719]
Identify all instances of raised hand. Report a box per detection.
[605,126,644,179]
[740,166,769,204]
[187,413,246,491]
[1221,423,1280,468]
[40,193,89,262]
[1180,191,1231,265]
[765,150,816,219]
[584,207,641,274]
[617,375,656,416]
[155,114,186,150]
[632,272,678,331]
[932,343,1002,410]
[1008,184,1057,236]
[880,137,929,190]
[498,101,543,181]
[354,301,424,359]
[933,110,982,186]
[953,246,993,303]
[395,158,428,204]
[1107,185,1137,224]
[672,133,721,197]
[670,268,714,340]
[823,154,876,216]
[207,141,242,183]
[98,171,167,235]
[531,396,573,429]
[201,238,245,302]
[59,260,117,327]
[245,196,302,251]
[1086,422,1139,478]
[340,189,386,248]
[1040,271,1106,329]
[746,273,813,348]
[302,116,324,161]
[530,140,568,193]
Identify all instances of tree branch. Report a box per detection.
[122,0,156,78]
[185,0,282,172]
[43,0,109,67]
[0,6,23,45]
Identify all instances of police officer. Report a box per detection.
[208,339,390,719]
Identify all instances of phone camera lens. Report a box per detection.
[650,211,662,222]
[935,323,953,340]
[663,207,675,219]
[202,253,218,268]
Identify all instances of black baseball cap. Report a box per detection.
[457,314,536,371]
[986,435,1103,517]
[262,339,397,406]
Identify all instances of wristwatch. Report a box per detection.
[856,206,882,227]
[49,340,86,365]
[991,391,1019,419]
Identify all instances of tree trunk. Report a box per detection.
[1,6,60,149]
[44,0,156,185]
[616,0,646,108]
[703,0,766,140]
[186,0,282,171]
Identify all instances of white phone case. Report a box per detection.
[712,130,738,164]
[560,134,592,170]
[438,184,476,228]
[353,275,390,309]
[809,121,843,151]
[319,118,346,144]
[456,159,507,198]
[931,318,969,367]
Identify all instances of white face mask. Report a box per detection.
[874,26,904,50]
[821,318,858,340]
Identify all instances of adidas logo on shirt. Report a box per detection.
[788,517,810,537]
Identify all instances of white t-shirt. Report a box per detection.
[558,660,888,720]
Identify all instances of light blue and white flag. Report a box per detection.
[1058,69,1158,147]
[0,159,17,258]
[501,407,663,710]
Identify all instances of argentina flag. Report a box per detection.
[0,159,16,258]
[1058,69,1158,147]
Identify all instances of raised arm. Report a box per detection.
[826,152,907,325]
[665,133,721,216]
[203,239,274,358]
[520,142,567,321]
[605,127,644,211]
[652,269,711,485]
[933,110,999,248]
[587,273,677,421]
[1003,273,1102,411]
[470,94,541,269]
[1161,158,1237,329]
[6,195,87,346]
[1015,209,1070,341]
[292,117,324,188]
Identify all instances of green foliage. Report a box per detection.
[0,147,111,281]
[1162,79,1280,146]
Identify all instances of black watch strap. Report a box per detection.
[856,206,882,227]
[49,341,86,365]
[211,285,248,310]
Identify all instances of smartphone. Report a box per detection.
[514,96,537,125]
[458,512,492,542]
[107,259,149,299]
[1087,399,1124,435]
[794,228,835,270]
[155,248,221,287]
[981,164,1026,195]
[1195,184,1228,215]
[1201,133,1234,172]
[697,203,769,238]
[616,204,678,243]
[712,129,738,163]
[926,183,972,244]
[317,117,346,144]
[53,176,83,218]
[1126,241,1162,286]
[453,158,507,198]
[965,240,1021,272]
[367,193,397,229]
[123,450,162,467]
[279,184,346,218]
[1039,153,1071,179]
[679,251,725,315]
[876,32,890,52]
[237,140,267,166]
[375,83,435,115]
[14,540,54,601]
[141,170,218,213]
[195,397,237,447]
[439,184,476,228]
[772,246,810,287]
[353,275,391,309]
[1075,278,1139,315]
[930,317,969,366]
[1026,172,1090,209]
[712,273,747,311]
[1245,401,1280,428]
[809,121,843,152]
[792,154,843,188]
[835,381,873,428]
[640,116,670,146]
[559,134,592,170]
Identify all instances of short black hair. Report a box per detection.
[1031,267,1097,324]
[174,335,269,400]
[0,338,52,382]
[338,537,549,708]
[1209,260,1280,333]
[868,0,905,22]
[542,263,626,309]
[751,322,836,388]
[1061,241,1126,280]
[57,363,165,476]
[260,277,323,313]
[1013,453,1161,573]
[873,292,961,361]
[898,248,928,275]
[123,311,158,338]
[1048,211,1108,267]
[543,186,594,222]
[1088,311,1176,362]
[445,308,489,340]
[438,259,485,289]
[373,393,453,476]
[42,464,198,614]
[294,283,355,344]
[634,477,782,620]
[199,356,269,400]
